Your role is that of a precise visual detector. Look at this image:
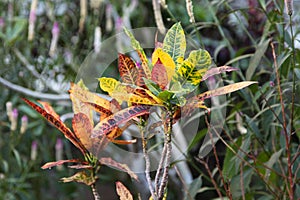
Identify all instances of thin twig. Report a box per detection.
[141,125,157,199]
[0,76,70,100]
[240,163,246,200]
[174,166,193,200]
[271,42,294,199]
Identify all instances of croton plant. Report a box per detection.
[24,23,256,200]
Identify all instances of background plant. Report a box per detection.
[0,0,299,199]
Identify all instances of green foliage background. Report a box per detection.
[0,0,299,199]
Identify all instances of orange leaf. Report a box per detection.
[118,53,139,85]
[72,113,93,149]
[41,159,85,169]
[116,181,133,200]
[151,58,168,89]
[37,101,60,119]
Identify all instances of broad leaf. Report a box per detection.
[22,98,86,154]
[152,48,175,81]
[118,53,139,85]
[116,181,133,200]
[91,105,150,137]
[72,113,93,150]
[143,78,162,96]
[124,27,151,79]
[151,59,168,89]
[61,171,96,186]
[173,49,211,91]
[99,157,138,181]
[99,77,120,95]
[162,22,186,66]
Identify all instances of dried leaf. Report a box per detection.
[41,159,84,169]
[116,181,133,200]
[60,171,96,186]
[99,157,138,181]
[201,66,238,81]
[72,113,93,149]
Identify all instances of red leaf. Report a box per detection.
[151,58,168,89]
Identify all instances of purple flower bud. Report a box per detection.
[136,62,141,68]
[20,116,28,134]
[115,17,123,32]
[6,101,12,121]
[31,141,38,160]
[10,108,18,131]
[55,138,64,170]
[269,81,275,87]
[52,22,60,37]
[0,17,4,29]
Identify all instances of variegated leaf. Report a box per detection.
[162,22,186,66]
[99,77,120,95]
[152,48,175,82]
[91,105,150,137]
[22,98,87,154]
[72,113,93,149]
[118,53,139,85]
[151,59,168,89]
[61,171,96,186]
[116,181,133,200]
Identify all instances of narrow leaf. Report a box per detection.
[202,66,238,81]
[41,159,84,169]
[91,105,150,137]
[124,27,151,79]
[118,53,139,85]
[37,101,60,119]
[163,22,186,65]
[99,157,138,181]
[22,98,86,154]
[116,181,133,200]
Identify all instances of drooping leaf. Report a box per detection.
[124,27,151,79]
[196,81,257,100]
[116,181,133,200]
[22,98,86,154]
[152,48,176,81]
[37,101,61,120]
[118,53,139,85]
[162,22,186,65]
[72,113,93,150]
[41,159,85,169]
[99,157,138,181]
[60,171,96,186]
[151,59,168,89]
[99,77,120,95]
[91,105,150,137]
[201,66,238,81]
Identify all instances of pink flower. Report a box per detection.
[31,141,38,160]
[11,108,18,131]
[20,115,28,134]
[49,22,60,57]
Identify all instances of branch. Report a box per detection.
[0,76,69,100]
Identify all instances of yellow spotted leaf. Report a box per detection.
[99,77,120,95]
[118,53,139,85]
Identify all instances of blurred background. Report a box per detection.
[0,0,299,199]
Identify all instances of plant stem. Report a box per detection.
[271,42,294,199]
[91,183,100,200]
[157,109,173,199]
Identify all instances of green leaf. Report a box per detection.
[6,18,27,46]
[184,176,202,200]
[143,78,162,96]
[246,38,270,80]
[163,22,186,65]
[157,90,175,102]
